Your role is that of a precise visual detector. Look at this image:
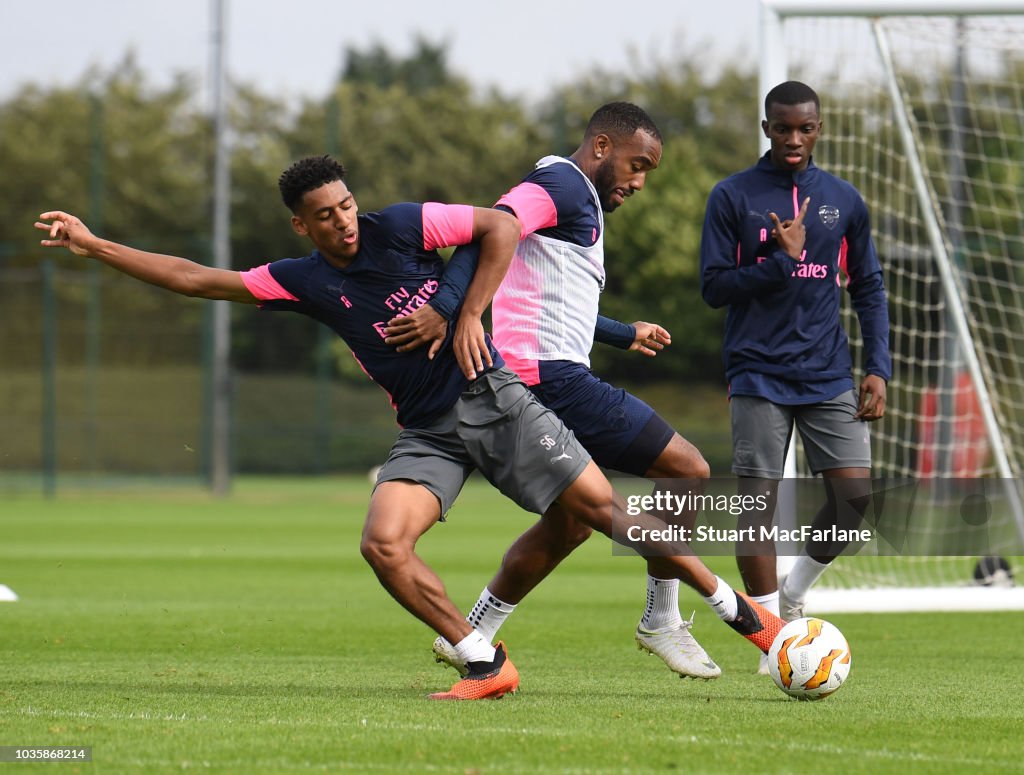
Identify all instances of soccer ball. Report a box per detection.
[972,555,1014,587]
[767,617,851,701]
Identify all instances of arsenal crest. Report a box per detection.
[818,205,840,229]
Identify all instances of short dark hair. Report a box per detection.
[584,102,662,144]
[278,155,347,212]
[764,81,820,117]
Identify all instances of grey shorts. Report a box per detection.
[730,391,871,478]
[374,367,591,517]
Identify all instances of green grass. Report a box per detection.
[2,477,1022,774]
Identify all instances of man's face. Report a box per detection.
[762,101,821,172]
[290,180,360,263]
[592,129,662,212]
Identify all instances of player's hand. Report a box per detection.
[630,321,671,357]
[384,305,448,359]
[452,314,492,380]
[855,374,887,421]
[769,197,810,260]
[35,211,96,257]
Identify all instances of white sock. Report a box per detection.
[453,629,495,665]
[702,575,739,622]
[640,576,684,631]
[752,591,780,617]
[466,588,517,642]
[782,554,829,604]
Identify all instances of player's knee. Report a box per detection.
[827,478,872,518]
[651,436,711,480]
[688,454,712,481]
[359,534,409,573]
[666,453,710,481]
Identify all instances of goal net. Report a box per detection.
[760,1,1024,607]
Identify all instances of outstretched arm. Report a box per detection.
[36,211,258,304]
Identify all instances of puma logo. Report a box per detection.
[550,446,573,463]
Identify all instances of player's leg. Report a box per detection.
[448,368,719,677]
[735,477,781,592]
[730,396,792,672]
[485,502,594,606]
[780,390,873,619]
[637,432,720,677]
[437,454,784,671]
[643,431,710,481]
[554,463,785,655]
[574,391,711,627]
[436,367,616,653]
[360,480,473,647]
[431,367,600,696]
[366,416,519,699]
[534,368,718,671]
[431,502,591,677]
[730,396,791,600]
[451,370,783,671]
[808,469,873,562]
[780,467,872,620]
[643,431,712,591]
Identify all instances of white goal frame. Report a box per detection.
[759,0,1024,611]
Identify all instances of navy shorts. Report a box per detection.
[530,361,674,477]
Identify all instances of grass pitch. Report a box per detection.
[2,477,1022,774]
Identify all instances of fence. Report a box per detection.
[0,261,399,494]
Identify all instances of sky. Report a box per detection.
[0,0,763,103]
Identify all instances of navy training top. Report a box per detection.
[700,152,891,404]
[241,202,504,428]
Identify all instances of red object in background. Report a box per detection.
[916,371,989,477]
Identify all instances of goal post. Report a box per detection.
[758,0,1024,607]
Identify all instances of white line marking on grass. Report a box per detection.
[350,719,573,737]
[12,706,210,723]
[7,707,577,743]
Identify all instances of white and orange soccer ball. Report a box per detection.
[767,617,851,701]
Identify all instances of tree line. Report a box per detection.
[0,41,768,384]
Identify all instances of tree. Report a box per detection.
[1,40,764,386]
[0,56,212,367]
[341,36,453,93]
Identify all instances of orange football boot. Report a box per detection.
[428,641,519,700]
[728,592,786,654]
